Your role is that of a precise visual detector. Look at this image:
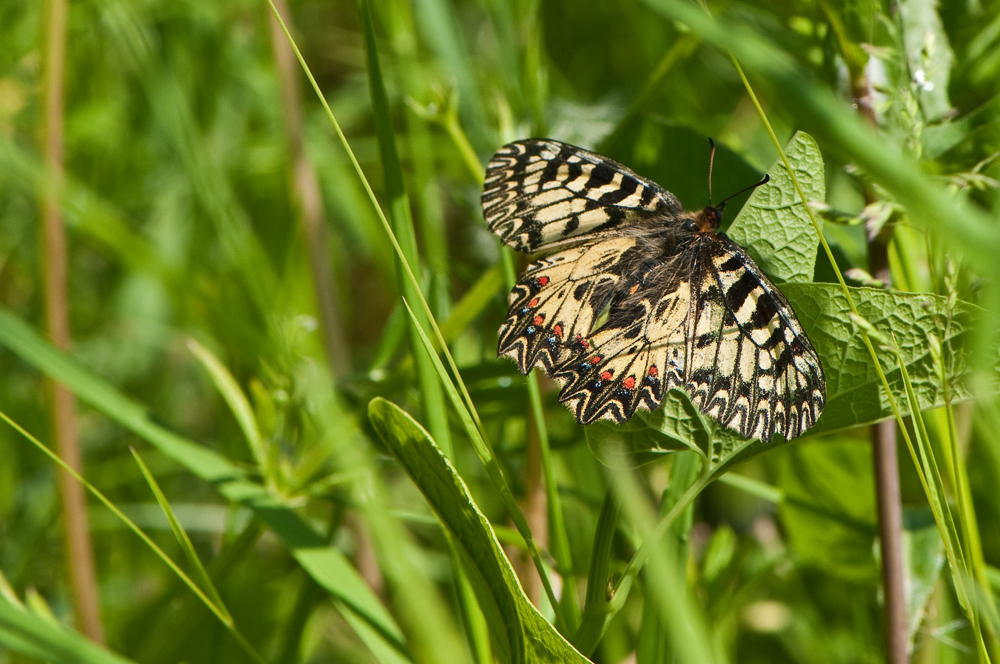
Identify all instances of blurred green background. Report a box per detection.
[1,0,999,662]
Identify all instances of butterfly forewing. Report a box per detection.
[482,139,683,253]
[486,139,826,441]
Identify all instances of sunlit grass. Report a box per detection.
[0,0,998,662]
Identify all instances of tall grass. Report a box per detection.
[0,0,998,663]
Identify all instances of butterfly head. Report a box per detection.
[683,206,725,234]
[702,138,769,234]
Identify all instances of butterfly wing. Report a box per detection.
[551,235,825,441]
[498,237,641,374]
[482,139,683,253]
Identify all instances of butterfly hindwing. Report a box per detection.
[697,236,825,440]
[482,139,683,253]
[549,254,693,424]
[498,237,639,374]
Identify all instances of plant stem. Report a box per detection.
[854,66,908,664]
[268,0,351,379]
[521,402,546,607]
[872,419,907,664]
[40,0,104,643]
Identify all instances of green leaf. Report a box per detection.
[788,284,971,437]
[368,398,592,664]
[585,390,703,463]
[586,285,976,475]
[728,131,825,284]
[0,592,136,664]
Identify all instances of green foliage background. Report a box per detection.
[0,0,999,662]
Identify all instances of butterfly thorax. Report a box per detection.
[657,205,725,256]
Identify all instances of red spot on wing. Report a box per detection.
[537,276,549,286]
[529,297,539,307]
[576,335,590,349]
[600,370,612,381]
[553,324,563,337]
[533,315,544,326]
[648,366,658,377]
[623,376,636,390]
[590,355,602,365]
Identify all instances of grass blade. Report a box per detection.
[186,339,275,489]
[129,447,232,623]
[360,0,451,455]
[0,591,135,664]
[0,304,410,660]
[0,412,268,663]
[606,447,716,664]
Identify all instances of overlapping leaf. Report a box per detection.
[369,398,592,664]
[728,131,825,283]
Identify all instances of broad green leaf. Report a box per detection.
[0,306,409,662]
[585,390,704,465]
[368,397,592,664]
[728,131,825,284]
[788,284,971,438]
[587,285,974,475]
[0,592,136,664]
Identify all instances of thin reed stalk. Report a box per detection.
[40,0,104,643]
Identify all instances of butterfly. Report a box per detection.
[482,139,825,441]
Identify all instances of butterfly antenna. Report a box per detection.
[707,138,716,207]
[717,173,770,211]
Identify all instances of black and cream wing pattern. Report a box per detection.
[482,139,825,442]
